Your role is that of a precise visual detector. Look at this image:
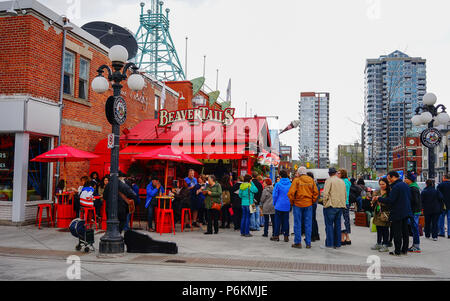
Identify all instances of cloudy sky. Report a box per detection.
[39,0,450,162]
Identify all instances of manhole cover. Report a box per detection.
[165,259,186,264]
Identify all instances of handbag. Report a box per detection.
[249,203,256,214]
[370,217,377,233]
[211,202,221,211]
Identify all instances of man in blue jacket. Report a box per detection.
[437,174,450,238]
[145,176,165,232]
[373,171,413,256]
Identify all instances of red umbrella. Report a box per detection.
[31,145,99,185]
[133,145,202,193]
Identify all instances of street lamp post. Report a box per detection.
[91,45,145,254]
[411,93,450,182]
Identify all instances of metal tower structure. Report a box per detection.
[134,1,185,81]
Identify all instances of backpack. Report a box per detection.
[222,190,231,205]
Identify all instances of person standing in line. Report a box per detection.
[193,175,207,228]
[239,174,259,237]
[437,174,450,238]
[220,175,233,229]
[373,171,413,256]
[307,172,321,242]
[288,166,319,249]
[320,168,347,249]
[271,170,292,242]
[349,178,363,212]
[371,177,391,253]
[260,178,275,238]
[338,169,352,246]
[231,176,244,231]
[404,172,422,253]
[356,178,367,212]
[422,179,444,241]
[250,171,263,231]
[203,175,222,235]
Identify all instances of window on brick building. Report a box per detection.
[79,58,90,100]
[154,95,160,119]
[63,51,75,95]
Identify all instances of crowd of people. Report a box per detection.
[56,166,450,256]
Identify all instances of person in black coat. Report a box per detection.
[422,179,444,240]
[103,171,137,233]
[349,178,363,212]
[373,171,413,256]
[437,175,450,238]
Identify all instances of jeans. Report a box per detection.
[425,213,441,239]
[323,207,343,248]
[356,196,363,212]
[274,210,290,237]
[232,206,243,230]
[293,205,312,245]
[250,205,261,230]
[123,213,131,231]
[392,218,410,254]
[241,206,251,235]
[376,226,389,245]
[263,214,275,236]
[311,203,319,239]
[438,210,450,236]
[408,213,421,247]
[342,204,351,234]
[147,205,156,229]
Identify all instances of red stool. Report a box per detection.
[80,206,97,230]
[156,197,175,235]
[35,204,54,229]
[181,208,193,232]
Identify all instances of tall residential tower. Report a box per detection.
[298,92,330,168]
[364,50,426,173]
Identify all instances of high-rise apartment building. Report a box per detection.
[298,92,329,168]
[364,50,426,173]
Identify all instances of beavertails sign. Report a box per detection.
[158,107,236,127]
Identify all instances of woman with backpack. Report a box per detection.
[239,174,259,237]
[220,175,233,229]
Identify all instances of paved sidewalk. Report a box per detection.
[1,209,450,281]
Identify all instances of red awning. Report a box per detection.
[119,145,163,160]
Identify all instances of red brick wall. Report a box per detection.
[0,13,178,189]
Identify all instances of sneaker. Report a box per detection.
[379,245,389,252]
[408,246,421,253]
[244,234,253,237]
[306,245,312,249]
[292,243,302,249]
[389,252,401,256]
[371,244,382,251]
[433,237,438,241]
[270,236,280,241]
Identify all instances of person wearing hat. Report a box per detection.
[320,167,347,249]
[288,166,319,249]
[103,171,138,233]
[145,175,165,232]
[404,171,422,253]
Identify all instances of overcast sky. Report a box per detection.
[38,0,450,162]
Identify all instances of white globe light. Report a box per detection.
[411,115,423,126]
[91,76,109,94]
[127,73,145,91]
[420,111,433,124]
[109,45,128,63]
[433,118,441,127]
[437,112,450,125]
[423,93,437,106]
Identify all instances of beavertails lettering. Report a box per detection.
[158,106,235,127]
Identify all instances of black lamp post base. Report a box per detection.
[99,238,125,254]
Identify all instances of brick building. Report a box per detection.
[392,136,423,179]
[0,0,179,224]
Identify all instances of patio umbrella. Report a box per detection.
[133,145,203,193]
[31,145,99,185]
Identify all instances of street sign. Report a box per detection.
[107,134,114,149]
[420,127,442,148]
